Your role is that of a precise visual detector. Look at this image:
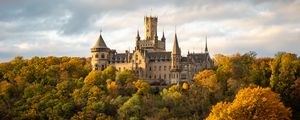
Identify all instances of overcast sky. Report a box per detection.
[0,0,299,61]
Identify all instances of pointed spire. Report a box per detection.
[136,29,140,40]
[155,31,158,40]
[93,30,108,48]
[161,29,166,41]
[205,35,208,53]
[172,32,181,54]
[137,30,140,37]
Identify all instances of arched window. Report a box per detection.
[95,54,99,58]
[101,53,105,58]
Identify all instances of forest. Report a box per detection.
[0,52,300,120]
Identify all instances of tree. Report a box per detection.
[134,80,150,95]
[101,66,117,81]
[84,71,102,86]
[249,58,272,87]
[115,70,137,95]
[106,79,118,95]
[290,78,300,115]
[160,85,183,108]
[270,53,299,104]
[118,94,142,119]
[206,87,292,120]
[193,70,223,102]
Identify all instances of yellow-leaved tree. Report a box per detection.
[206,87,292,120]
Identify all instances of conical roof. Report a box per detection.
[172,33,181,54]
[205,36,208,52]
[161,31,166,41]
[93,34,108,48]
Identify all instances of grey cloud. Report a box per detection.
[0,0,300,61]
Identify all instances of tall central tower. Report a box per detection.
[144,16,157,40]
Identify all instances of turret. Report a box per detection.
[161,31,166,42]
[91,31,110,71]
[170,32,182,84]
[136,30,140,50]
[153,32,158,49]
[205,35,208,53]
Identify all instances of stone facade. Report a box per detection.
[91,16,213,85]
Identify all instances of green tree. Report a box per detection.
[270,53,299,104]
[118,94,142,119]
[115,70,137,95]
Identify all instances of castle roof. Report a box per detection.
[93,34,108,49]
[146,52,171,62]
[188,53,209,63]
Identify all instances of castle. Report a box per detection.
[91,16,213,85]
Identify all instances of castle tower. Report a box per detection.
[170,32,182,84]
[91,31,110,71]
[144,16,157,40]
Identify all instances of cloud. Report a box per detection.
[0,0,300,62]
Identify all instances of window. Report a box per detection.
[164,66,167,71]
[149,67,152,71]
[101,53,105,58]
[164,74,166,79]
[159,66,161,71]
[95,54,99,58]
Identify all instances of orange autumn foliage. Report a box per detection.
[206,87,292,120]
